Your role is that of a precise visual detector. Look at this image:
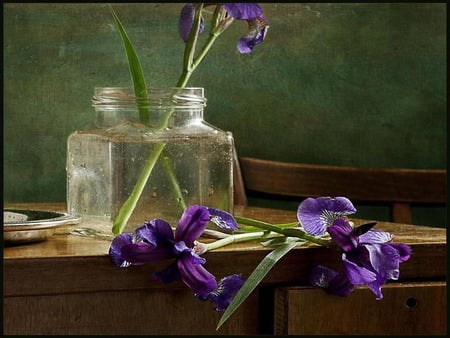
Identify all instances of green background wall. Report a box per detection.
[4,3,447,226]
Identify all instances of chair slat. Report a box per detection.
[234,156,446,223]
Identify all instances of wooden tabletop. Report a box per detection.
[4,202,446,297]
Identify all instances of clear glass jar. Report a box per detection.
[67,87,234,234]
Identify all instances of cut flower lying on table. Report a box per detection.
[109,196,412,330]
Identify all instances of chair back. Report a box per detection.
[234,156,446,224]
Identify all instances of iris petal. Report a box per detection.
[208,207,239,231]
[366,280,385,300]
[135,219,174,245]
[359,229,393,244]
[309,265,338,288]
[328,218,358,252]
[207,274,245,311]
[366,244,401,281]
[342,253,378,285]
[177,255,217,297]
[236,16,268,54]
[178,4,195,42]
[175,205,210,245]
[298,196,356,236]
[223,3,263,20]
[178,4,204,42]
[121,242,173,264]
[389,242,412,263]
[109,233,133,267]
[309,265,355,297]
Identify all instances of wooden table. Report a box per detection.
[3,203,447,335]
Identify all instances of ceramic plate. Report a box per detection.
[3,209,81,245]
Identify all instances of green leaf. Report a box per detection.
[261,236,302,247]
[109,5,149,124]
[216,240,301,330]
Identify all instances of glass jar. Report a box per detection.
[67,87,234,234]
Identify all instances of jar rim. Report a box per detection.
[92,87,206,108]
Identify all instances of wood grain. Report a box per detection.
[274,282,447,335]
[3,202,447,335]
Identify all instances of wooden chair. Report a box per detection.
[233,156,446,224]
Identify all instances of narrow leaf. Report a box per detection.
[261,236,302,247]
[216,240,300,330]
[109,5,149,124]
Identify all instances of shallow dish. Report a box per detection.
[4,209,81,245]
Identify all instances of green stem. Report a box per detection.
[204,231,281,252]
[234,216,332,248]
[161,155,187,211]
[112,143,165,234]
[176,5,222,87]
[182,3,204,72]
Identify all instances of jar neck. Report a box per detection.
[92,87,206,129]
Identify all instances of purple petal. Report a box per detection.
[175,205,210,245]
[366,244,401,281]
[121,242,173,265]
[135,219,174,245]
[366,280,385,300]
[327,270,355,297]
[237,16,268,54]
[189,250,207,265]
[327,218,358,252]
[389,243,412,263]
[206,274,245,311]
[208,207,239,231]
[173,241,206,265]
[346,242,411,300]
[173,240,191,255]
[223,3,263,20]
[309,265,338,288]
[342,252,378,285]
[297,196,357,236]
[177,255,217,297]
[310,265,355,297]
[359,229,393,244]
[109,233,133,267]
[178,4,204,42]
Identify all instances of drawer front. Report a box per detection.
[4,289,259,335]
[274,281,446,335]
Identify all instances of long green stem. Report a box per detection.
[234,216,332,247]
[161,156,187,211]
[204,231,281,251]
[177,5,223,87]
[112,143,165,234]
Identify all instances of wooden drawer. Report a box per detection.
[274,281,446,335]
[4,289,259,335]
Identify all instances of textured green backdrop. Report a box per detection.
[4,3,447,226]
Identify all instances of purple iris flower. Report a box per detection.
[178,3,269,54]
[310,218,412,300]
[109,205,242,310]
[297,196,357,236]
[178,3,205,42]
